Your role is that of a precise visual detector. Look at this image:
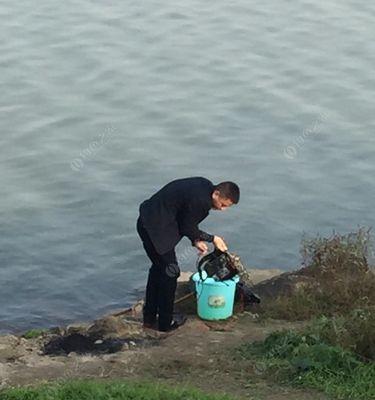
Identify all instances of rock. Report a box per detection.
[49,326,64,335]
[66,323,90,336]
[248,268,283,285]
[0,347,22,362]
[252,269,314,300]
[122,342,129,350]
[87,316,144,340]
[19,338,28,345]
[130,301,144,317]
[0,335,23,363]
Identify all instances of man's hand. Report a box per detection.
[194,240,209,255]
[213,235,228,252]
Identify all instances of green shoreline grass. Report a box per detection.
[237,229,375,400]
[0,379,237,400]
[237,325,375,400]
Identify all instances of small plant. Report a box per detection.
[22,329,47,339]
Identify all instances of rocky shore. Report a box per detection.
[1,267,328,400]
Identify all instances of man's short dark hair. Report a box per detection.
[214,181,240,204]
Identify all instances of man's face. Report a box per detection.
[211,190,234,210]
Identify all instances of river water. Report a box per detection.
[1,0,374,333]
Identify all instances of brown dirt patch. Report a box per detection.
[1,314,328,399]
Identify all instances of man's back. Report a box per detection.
[139,177,214,254]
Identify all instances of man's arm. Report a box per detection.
[195,236,228,253]
[178,205,214,245]
[179,205,228,253]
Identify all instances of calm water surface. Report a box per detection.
[1,0,374,333]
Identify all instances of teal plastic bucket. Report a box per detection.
[192,271,239,320]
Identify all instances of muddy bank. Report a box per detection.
[0,268,288,390]
[3,229,372,399]
[0,266,334,399]
[0,315,327,399]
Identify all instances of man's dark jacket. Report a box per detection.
[139,177,214,255]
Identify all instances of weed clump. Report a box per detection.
[261,228,375,320]
[306,311,375,361]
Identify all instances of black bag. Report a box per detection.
[197,249,238,281]
[235,281,261,304]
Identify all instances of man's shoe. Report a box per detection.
[159,314,187,332]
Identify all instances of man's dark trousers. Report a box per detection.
[136,217,179,331]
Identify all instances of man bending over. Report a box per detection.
[136,177,240,332]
